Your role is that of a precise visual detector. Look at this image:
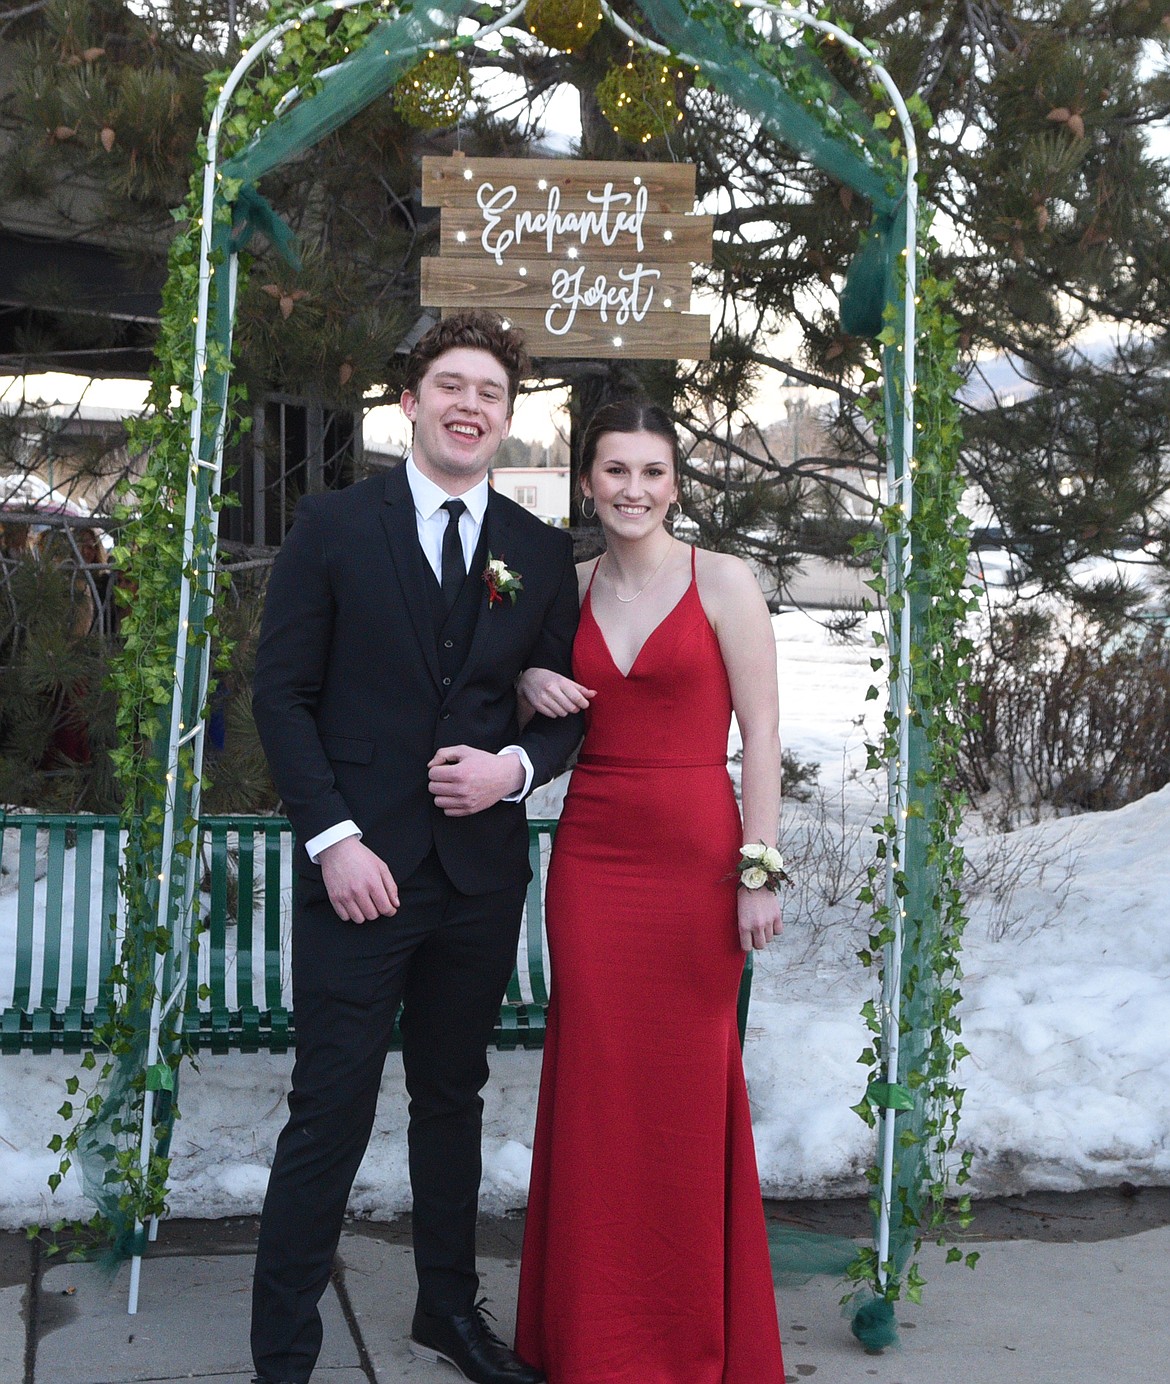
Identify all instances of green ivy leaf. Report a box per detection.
[145,1063,175,1092]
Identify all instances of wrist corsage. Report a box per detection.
[483,553,522,608]
[734,842,790,892]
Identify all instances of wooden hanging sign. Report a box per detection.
[420,153,713,359]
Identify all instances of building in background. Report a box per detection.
[490,465,570,527]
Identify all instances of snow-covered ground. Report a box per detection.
[1,598,1168,1230]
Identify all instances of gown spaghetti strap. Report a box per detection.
[515,547,785,1382]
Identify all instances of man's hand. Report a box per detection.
[318,836,399,923]
[428,746,525,816]
[737,884,782,952]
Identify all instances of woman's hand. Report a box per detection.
[518,667,596,719]
[737,885,782,952]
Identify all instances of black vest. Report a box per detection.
[427,524,490,690]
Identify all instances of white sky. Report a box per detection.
[0,372,151,415]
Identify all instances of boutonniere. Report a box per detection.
[483,553,523,607]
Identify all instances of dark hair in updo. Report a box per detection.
[579,398,681,480]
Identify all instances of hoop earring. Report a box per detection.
[667,501,682,522]
[581,496,597,519]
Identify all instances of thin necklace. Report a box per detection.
[607,539,674,603]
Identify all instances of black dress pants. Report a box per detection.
[250,848,526,1384]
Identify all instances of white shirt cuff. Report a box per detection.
[304,819,362,863]
[499,746,534,801]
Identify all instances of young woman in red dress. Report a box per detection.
[513,399,786,1383]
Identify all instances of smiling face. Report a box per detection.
[400,346,512,491]
[581,429,679,540]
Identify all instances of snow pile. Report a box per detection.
[1,605,1168,1229]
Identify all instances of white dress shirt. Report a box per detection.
[303,458,534,864]
[407,455,490,578]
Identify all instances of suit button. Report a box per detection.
[440,711,451,720]
[444,639,454,649]
[442,676,452,686]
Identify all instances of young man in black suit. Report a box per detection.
[250,312,582,1384]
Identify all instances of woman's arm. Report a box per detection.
[518,668,595,722]
[698,551,783,950]
[516,558,598,727]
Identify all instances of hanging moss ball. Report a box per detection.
[596,50,686,145]
[525,0,603,52]
[392,51,471,130]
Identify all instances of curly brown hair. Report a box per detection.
[402,311,531,411]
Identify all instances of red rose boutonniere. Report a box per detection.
[483,553,523,607]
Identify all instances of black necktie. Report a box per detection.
[440,499,467,611]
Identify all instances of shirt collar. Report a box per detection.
[406,455,490,525]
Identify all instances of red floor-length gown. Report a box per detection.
[515,549,785,1383]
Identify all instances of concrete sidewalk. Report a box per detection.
[6,1191,1170,1384]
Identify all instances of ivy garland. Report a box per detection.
[686,0,979,1314]
[847,267,980,1311]
[649,0,978,1308]
[46,0,391,1253]
[683,0,886,168]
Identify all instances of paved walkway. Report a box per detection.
[4,1191,1169,1384]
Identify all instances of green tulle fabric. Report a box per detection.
[850,1293,900,1352]
[769,1223,860,1287]
[220,3,473,190]
[768,1222,903,1352]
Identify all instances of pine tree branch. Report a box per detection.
[743,351,864,405]
[0,0,51,30]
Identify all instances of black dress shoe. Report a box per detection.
[410,1300,546,1383]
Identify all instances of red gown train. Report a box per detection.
[515,550,785,1383]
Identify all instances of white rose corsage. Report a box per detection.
[483,553,522,608]
[733,842,791,892]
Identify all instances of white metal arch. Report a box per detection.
[137,0,920,1313]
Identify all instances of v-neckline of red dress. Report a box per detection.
[584,575,695,680]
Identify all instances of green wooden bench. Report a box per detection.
[1,812,752,1056]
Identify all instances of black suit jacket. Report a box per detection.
[252,466,582,895]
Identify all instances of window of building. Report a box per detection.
[514,485,538,509]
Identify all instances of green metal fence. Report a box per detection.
[1,812,750,1056]
[1,814,561,1054]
